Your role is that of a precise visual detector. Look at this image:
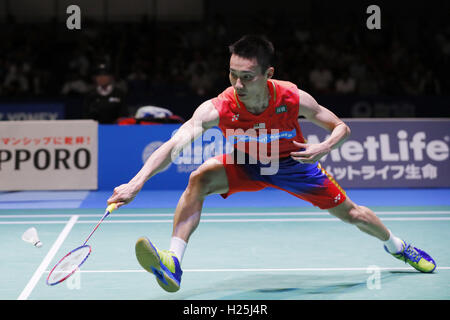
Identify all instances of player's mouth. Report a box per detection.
[236,92,246,97]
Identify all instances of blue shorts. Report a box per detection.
[215,153,346,209]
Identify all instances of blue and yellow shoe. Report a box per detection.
[384,240,436,273]
[135,237,183,292]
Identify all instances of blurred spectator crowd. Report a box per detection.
[0,14,449,102]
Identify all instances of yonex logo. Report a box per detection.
[334,194,341,203]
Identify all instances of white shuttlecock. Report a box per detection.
[22,227,43,248]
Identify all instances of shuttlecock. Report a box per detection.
[22,227,43,248]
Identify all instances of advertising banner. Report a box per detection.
[98,119,450,190]
[99,124,195,190]
[300,119,450,188]
[0,103,65,120]
[0,120,98,190]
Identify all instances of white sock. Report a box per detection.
[383,230,404,254]
[169,236,187,263]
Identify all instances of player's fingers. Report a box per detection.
[108,192,129,202]
[107,195,127,207]
[291,155,315,163]
[114,201,126,208]
[290,151,308,157]
[290,156,304,163]
[108,184,128,201]
[292,140,307,147]
[107,193,124,204]
[113,184,126,194]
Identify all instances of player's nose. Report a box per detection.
[234,78,244,89]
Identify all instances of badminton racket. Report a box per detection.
[46,203,117,286]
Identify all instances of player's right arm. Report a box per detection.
[107,100,219,207]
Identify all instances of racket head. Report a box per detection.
[46,244,92,286]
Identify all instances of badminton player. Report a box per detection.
[108,35,436,292]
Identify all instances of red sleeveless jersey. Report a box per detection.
[211,79,306,159]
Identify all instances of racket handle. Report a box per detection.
[106,203,117,214]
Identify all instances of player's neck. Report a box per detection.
[243,87,270,115]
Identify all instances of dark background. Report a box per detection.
[1,0,449,121]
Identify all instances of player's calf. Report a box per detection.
[328,199,390,241]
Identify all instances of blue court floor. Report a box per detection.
[1,188,449,210]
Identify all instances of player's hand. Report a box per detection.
[290,141,330,164]
[107,183,141,208]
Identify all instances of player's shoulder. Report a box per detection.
[215,86,234,101]
[210,86,235,112]
[271,79,299,91]
[271,79,300,105]
[190,99,220,127]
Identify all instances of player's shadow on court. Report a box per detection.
[163,271,410,299]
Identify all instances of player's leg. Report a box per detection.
[135,158,229,292]
[262,159,437,273]
[172,157,229,242]
[327,197,390,241]
[328,196,436,273]
[169,153,266,256]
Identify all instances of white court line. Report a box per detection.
[17,215,79,300]
[2,210,450,219]
[0,221,72,224]
[43,266,450,273]
[3,217,450,225]
[73,217,450,223]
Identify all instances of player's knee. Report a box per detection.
[187,168,207,189]
[187,165,216,197]
[344,206,369,226]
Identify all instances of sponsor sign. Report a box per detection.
[0,120,98,190]
[98,124,230,190]
[300,119,450,188]
[0,103,65,121]
[98,119,450,190]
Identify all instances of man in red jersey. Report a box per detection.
[108,35,436,292]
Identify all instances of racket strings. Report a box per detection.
[47,204,116,286]
[47,245,91,285]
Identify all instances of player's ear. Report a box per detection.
[265,67,274,79]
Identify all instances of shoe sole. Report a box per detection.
[397,256,436,273]
[135,237,180,292]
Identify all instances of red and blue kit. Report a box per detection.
[210,79,346,209]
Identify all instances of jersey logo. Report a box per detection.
[334,193,341,203]
[231,113,240,121]
[276,105,287,114]
[253,122,265,129]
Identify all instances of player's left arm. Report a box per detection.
[290,89,351,163]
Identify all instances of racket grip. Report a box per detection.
[106,203,117,213]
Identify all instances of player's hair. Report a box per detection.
[228,35,275,73]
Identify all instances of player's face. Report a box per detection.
[229,54,272,101]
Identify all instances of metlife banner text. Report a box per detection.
[300,119,450,188]
[98,119,449,190]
